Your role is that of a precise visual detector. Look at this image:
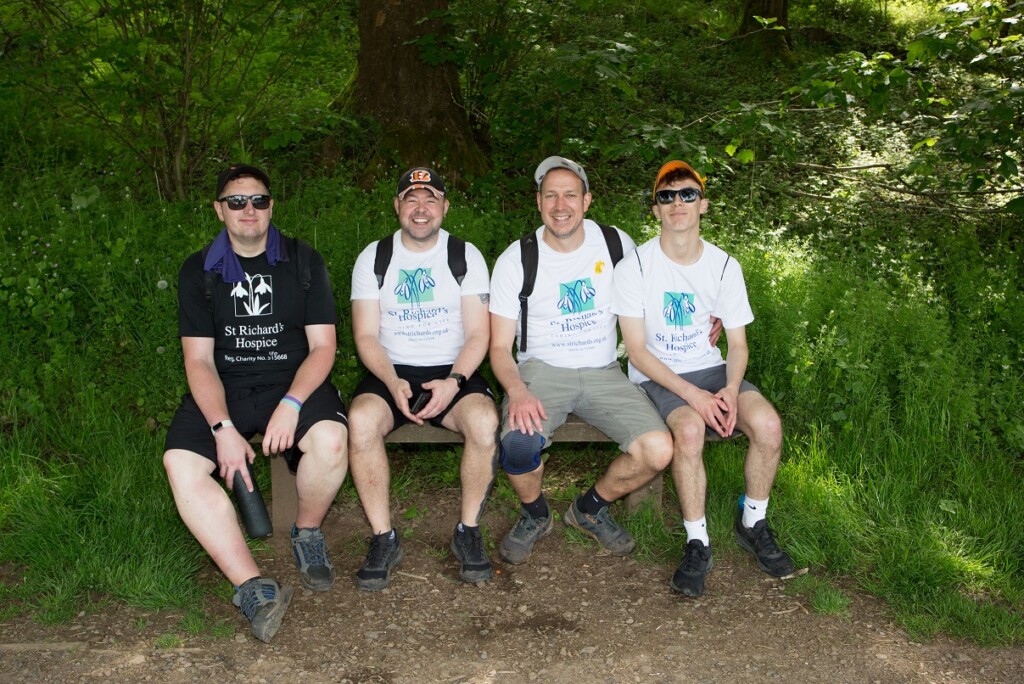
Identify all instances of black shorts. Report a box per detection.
[164,380,348,477]
[352,364,494,431]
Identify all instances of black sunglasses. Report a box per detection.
[218,194,272,211]
[655,188,703,205]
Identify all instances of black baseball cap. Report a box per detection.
[396,167,446,199]
[216,164,271,198]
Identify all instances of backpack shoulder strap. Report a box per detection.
[447,235,467,285]
[517,233,539,352]
[200,242,216,312]
[293,237,313,292]
[720,253,731,281]
[373,236,394,289]
[596,223,624,266]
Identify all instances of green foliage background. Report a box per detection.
[0,0,1021,643]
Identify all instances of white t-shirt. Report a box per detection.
[612,237,753,383]
[351,229,489,366]
[490,220,636,368]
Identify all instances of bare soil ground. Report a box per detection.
[2,494,1022,684]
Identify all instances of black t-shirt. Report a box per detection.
[177,237,337,389]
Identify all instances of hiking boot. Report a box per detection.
[450,525,495,583]
[563,500,636,556]
[499,505,554,565]
[669,540,714,597]
[734,507,795,578]
[356,530,404,591]
[291,525,335,592]
[232,577,295,643]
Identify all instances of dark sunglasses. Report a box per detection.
[655,188,703,204]
[218,194,272,211]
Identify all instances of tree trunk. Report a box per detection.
[354,0,488,185]
[736,0,792,61]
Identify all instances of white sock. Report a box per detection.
[742,495,769,528]
[684,516,710,546]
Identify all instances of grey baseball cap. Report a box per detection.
[534,156,589,193]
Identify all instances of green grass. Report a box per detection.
[787,573,852,617]
[0,0,1021,646]
[1,181,1021,645]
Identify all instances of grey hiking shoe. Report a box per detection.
[670,539,714,597]
[450,525,494,583]
[356,530,404,591]
[232,577,295,643]
[563,500,636,556]
[734,504,794,578]
[499,505,554,564]
[291,525,335,592]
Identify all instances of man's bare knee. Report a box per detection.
[347,397,392,451]
[302,422,348,467]
[629,430,673,472]
[668,411,706,453]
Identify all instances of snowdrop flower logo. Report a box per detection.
[231,272,274,316]
[557,278,597,314]
[663,292,695,327]
[395,268,436,304]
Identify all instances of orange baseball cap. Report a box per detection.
[652,160,706,197]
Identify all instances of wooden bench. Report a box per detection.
[266,414,720,538]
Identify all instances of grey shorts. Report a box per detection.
[501,358,669,452]
[641,364,759,423]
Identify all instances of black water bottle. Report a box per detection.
[233,460,272,538]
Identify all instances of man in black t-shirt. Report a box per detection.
[164,164,348,643]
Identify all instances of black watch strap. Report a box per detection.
[447,372,467,390]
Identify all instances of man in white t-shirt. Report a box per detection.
[349,168,499,590]
[488,156,674,564]
[612,160,795,598]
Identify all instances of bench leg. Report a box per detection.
[270,456,297,540]
[624,473,664,514]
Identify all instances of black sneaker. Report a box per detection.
[669,540,714,597]
[291,525,335,592]
[356,530,404,591]
[450,525,494,583]
[734,508,795,577]
[563,500,635,556]
[232,577,295,643]
[499,505,554,564]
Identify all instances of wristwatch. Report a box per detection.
[210,419,235,436]
[447,373,467,390]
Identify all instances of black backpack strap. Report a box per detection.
[720,254,731,280]
[596,223,624,266]
[518,234,539,352]
[447,235,467,286]
[373,236,394,289]
[293,237,313,292]
[200,242,216,312]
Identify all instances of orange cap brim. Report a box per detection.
[653,161,706,197]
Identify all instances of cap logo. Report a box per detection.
[410,170,432,183]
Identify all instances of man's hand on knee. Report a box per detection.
[263,403,299,455]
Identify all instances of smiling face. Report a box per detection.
[651,177,707,237]
[394,187,449,249]
[537,168,592,247]
[213,176,274,256]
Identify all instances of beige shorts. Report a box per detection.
[500,358,669,452]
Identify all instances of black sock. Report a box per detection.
[577,486,611,515]
[522,494,549,519]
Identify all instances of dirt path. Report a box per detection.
[2,496,1021,683]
